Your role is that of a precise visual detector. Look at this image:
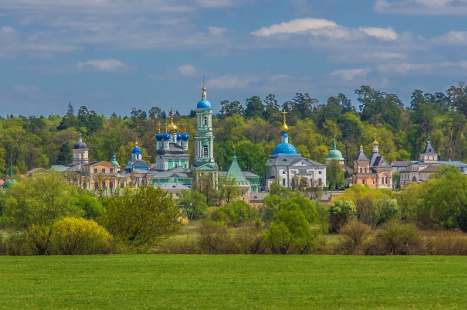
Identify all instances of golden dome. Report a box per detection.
[373,139,379,146]
[167,119,178,134]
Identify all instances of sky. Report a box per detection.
[1,0,467,117]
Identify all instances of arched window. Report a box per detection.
[359,167,362,173]
[203,145,208,157]
[109,182,113,189]
[204,116,207,126]
[102,181,106,188]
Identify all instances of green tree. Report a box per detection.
[219,174,240,203]
[4,173,84,228]
[329,200,356,232]
[101,185,181,248]
[178,190,208,222]
[326,159,345,190]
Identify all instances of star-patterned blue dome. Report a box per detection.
[163,132,170,141]
[156,132,163,141]
[182,132,189,141]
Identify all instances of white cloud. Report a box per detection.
[76,59,129,72]
[177,64,198,76]
[207,74,260,90]
[359,27,398,40]
[330,68,372,81]
[251,18,399,42]
[430,31,467,45]
[375,0,467,15]
[377,60,467,75]
[251,18,338,36]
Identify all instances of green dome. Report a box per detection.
[326,138,344,161]
[326,149,344,160]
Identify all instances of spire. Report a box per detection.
[78,133,82,142]
[333,137,337,150]
[281,110,289,132]
[233,145,236,158]
[10,161,13,178]
[202,76,206,100]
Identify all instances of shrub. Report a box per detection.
[24,224,52,255]
[211,200,259,226]
[329,200,356,232]
[50,217,114,255]
[339,221,372,255]
[423,231,467,255]
[233,227,265,254]
[264,222,292,254]
[371,196,400,227]
[374,221,421,255]
[198,221,235,254]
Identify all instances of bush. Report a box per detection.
[423,231,467,255]
[211,200,259,226]
[374,221,421,255]
[264,222,292,254]
[339,221,372,255]
[198,221,235,254]
[233,227,265,254]
[329,200,356,232]
[24,224,52,255]
[50,217,114,255]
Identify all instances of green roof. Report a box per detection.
[326,138,344,160]
[226,155,248,183]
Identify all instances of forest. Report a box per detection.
[0,84,466,181]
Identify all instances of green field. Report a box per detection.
[0,255,465,309]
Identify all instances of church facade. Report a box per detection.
[264,111,326,190]
[351,138,393,189]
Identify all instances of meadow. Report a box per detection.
[0,255,465,309]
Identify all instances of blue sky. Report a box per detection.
[1,0,467,116]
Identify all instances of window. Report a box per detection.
[109,182,113,189]
[362,180,365,185]
[94,168,98,173]
[282,179,286,186]
[102,181,106,188]
[203,146,208,157]
[102,168,106,173]
[204,116,207,125]
[318,171,322,175]
[110,168,114,173]
[359,167,362,173]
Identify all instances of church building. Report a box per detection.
[352,137,393,189]
[264,111,326,190]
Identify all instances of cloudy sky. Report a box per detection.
[1,0,467,116]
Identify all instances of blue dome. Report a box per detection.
[182,132,189,141]
[132,146,142,155]
[163,132,170,141]
[176,133,182,141]
[272,143,300,155]
[197,100,211,109]
[156,132,163,141]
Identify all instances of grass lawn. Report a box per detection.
[0,255,465,309]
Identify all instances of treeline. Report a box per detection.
[1,84,466,178]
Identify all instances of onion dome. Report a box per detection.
[132,141,142,154]
[73,135,88,150]
[110,154,120,168]
[197,85,212,109]
[182,132,189,141]
[272,142,299,155]
[167,120,178,134]
[156,129,163,141]
[163,132,170,141]
[176,133,182,141]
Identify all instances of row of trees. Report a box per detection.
[1,84,466,181]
